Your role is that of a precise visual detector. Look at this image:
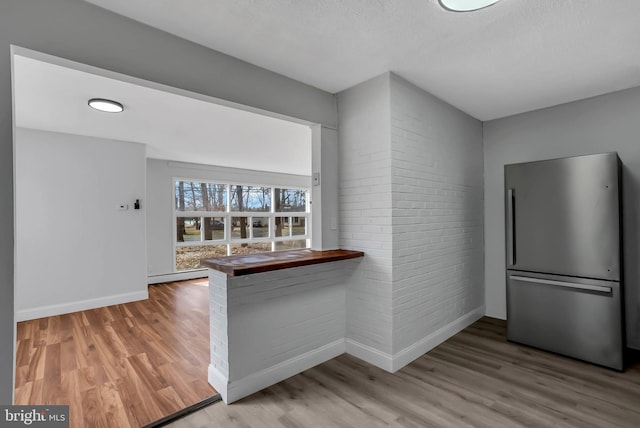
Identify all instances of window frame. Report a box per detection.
[173,178,311,272]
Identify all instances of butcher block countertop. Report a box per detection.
[201,249,364,277]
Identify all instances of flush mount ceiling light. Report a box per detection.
[88,98,124,113]
[439,0,501,12]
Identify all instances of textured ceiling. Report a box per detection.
[84,0,640,120]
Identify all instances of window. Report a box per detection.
[174,180,310,271]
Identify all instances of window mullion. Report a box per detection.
[271,187,276,239]
[175,180,310,263]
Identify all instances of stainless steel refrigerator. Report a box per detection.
[505,152,625,370]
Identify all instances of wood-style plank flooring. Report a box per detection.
[169,317,640,428]
[14,279,216,428]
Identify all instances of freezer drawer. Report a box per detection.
[507,271,624,370]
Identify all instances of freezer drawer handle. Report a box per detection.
[509,275,612,293]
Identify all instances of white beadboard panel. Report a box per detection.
[389,74,484,355]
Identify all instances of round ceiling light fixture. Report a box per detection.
[88,98,124,113]
[439,0,501,12]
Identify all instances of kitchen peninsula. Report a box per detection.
[201,249,364,403]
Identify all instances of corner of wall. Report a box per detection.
[390,306,485,372]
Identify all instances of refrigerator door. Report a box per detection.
[505,153,620,281]
[507,270,624,370]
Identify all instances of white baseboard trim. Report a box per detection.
[15,290,149,321]
[147,270,208,284]
[344,306,485,373]
[209,338,346,404]
[345,339,394,372]
[390,305,485,372]
[208,365,229,403]
[208,308,486,403]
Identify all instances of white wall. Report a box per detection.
[338,73,394,357]
[1,0,338,399]
[311,125,340,251]
[390,75,485,355]
[338,73,485,371]
[483,86,640,350]
[15,128,147,320]
[146,159,311,279]
[209,261,354,403]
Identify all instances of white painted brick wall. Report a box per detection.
[338,73,395,355]
[389,75,484,353]
[209,269,230,378]
[210,70,483,388]
[338,72,484,364]
[209,262,350,382]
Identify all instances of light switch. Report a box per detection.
[118,204,129,211]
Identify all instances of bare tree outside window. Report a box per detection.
[275,188,306,238]
[234,186,248,242]
[231,185,271,212]
[175,181,309,271]
[176,181,186,242]
[275,188,306,212]
[201,183,212,240]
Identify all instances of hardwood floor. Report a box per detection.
[168,317,640,428]
[14,279,217,428]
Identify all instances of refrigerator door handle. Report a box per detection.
[509,275,612,293]
[506,188,515,266]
